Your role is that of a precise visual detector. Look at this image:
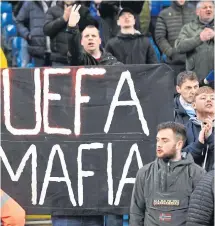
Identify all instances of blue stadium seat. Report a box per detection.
[1,12,13,28]
[149,37,161,62]
[0,2,12,14]
[3,24,17,46]
[12,37,32,67]
[151,0,171,16]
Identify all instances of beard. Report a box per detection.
[156,144,177,160]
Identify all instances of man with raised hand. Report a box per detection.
[67,4,121,66]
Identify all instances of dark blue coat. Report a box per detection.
[16,1,56,57]
[183,119,214,172]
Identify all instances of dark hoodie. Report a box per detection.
[105,31,158,64]
[174,94,194,125]
[183,118,214,172]
[130,153,205,226]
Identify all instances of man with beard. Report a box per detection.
[130,122,205,226]
[183,86,214,172]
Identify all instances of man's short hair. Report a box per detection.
[157,121,186,144]
[81,25,100,36]
[194,86,214,101]
[196,0,214,9]
[176,71,198,87]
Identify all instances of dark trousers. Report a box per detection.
[52,216,104,226]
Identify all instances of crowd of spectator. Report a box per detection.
[0,0,214,226]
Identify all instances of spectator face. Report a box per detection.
[176,0,186,6]
[176,79,199,104]
[118,12,135,29]
[197,1,214,23]
[156,129,182,159]
[193,93,215,115]
[64,1,75,6]
[81,27,101,53]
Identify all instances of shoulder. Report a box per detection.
[158,7,173,18]
[107,37,119,46]
[137,161,156,179]
[189,162,205,178]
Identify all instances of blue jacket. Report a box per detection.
[183,118,214,172]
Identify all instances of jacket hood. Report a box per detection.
[174,95,188,116]
[157,152,194,170]
[117,30,144,39]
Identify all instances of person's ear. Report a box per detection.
[176,85,181,94]
[176,140,184,150]
[117,19,120,26]
[192,101,196,110]
[196,8,200,16]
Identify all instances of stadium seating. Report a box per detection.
[0,2,12,14]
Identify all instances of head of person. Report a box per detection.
[156,122,186,160]
[176,71,199,104]
[176,0,186,6]
[81,25,101,54]
[196,0,214,23]
[193,86,214,117]
[64,0,76,6]
[117,8,135,29]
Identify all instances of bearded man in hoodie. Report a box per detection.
[130,121,204,226]
[183,86,214,172]
[105,8,157,65]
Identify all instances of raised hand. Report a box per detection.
[63,5,72,22]
[68,4,81,27]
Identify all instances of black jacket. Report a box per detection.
[183,118,214,172]
[186,170,214,226]
[155,1,196,65]
[43,2,95,64]
[174,95,192,125]
[105,32,157,64]
[130,153,205,226]
[67,26,121,66]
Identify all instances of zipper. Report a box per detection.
[168,161,170,173]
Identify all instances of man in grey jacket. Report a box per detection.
[175,0,214,81]
[130,121,205,226]
[155,0,195,71]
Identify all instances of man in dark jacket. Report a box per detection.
[155,0,196,82]
[183,86,214,172]
[175,0,214,81]
[130,121,205,226]
[67,4,120,66]
[44,1,95,66]
[105,8,157,65]
[174,71,199,125]
[186,169,214,226]
[15,1,57,66]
